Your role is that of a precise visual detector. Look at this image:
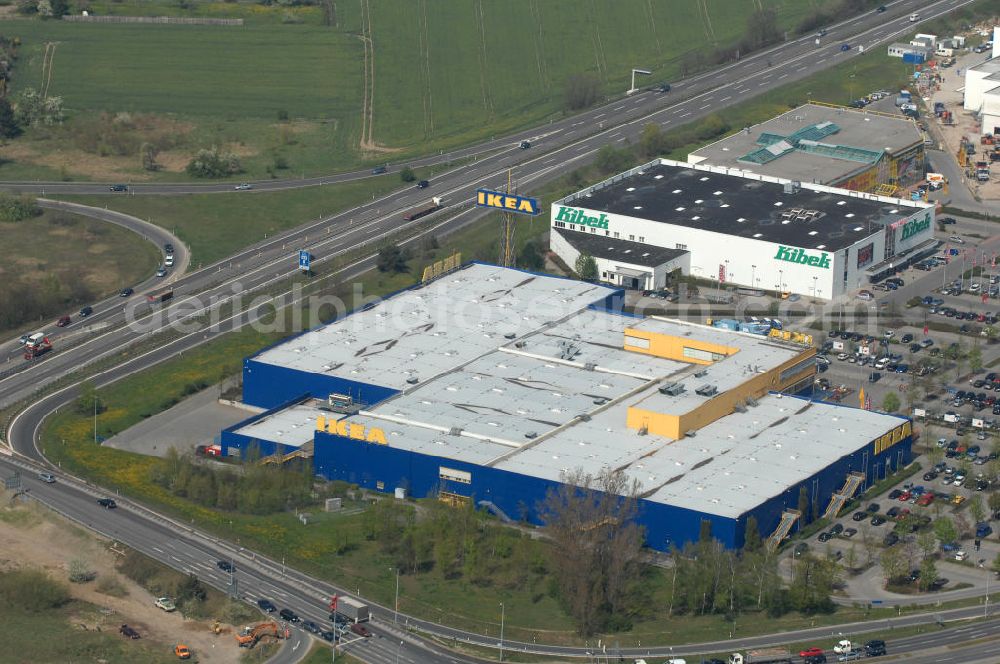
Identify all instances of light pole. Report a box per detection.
[813,276,818,298]
[499,602,505,662]
[627,68,652,95]
[392,567,400,624]
[751,264,756,288]
[395,640,403,664]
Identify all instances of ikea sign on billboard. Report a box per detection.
[476,189,541,216]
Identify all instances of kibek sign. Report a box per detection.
[554,205,610,230]
[900,215,931,240]
[773,246,831,269]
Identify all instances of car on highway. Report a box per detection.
[164,255,174,268]
[56,315,71,327]
[156,266,167,277]
[97,498,117,509]
[519,140,531,149]
[257,598,276,613]
[110,184,128,192]
[321,630,336,642]
[279,608,299,623]
[371,164,388,174]
[164,242,174,253]
[350,623,372,637]
[234,182,253,190]
[416,180,429,189]
[216,560,235,573]
[38,472,55,483]
[800,648,825,658]
[876,4,886,11]
[79,305,93,318]
[865,639,886,656]
[302,620,321,635]
[840,43,851,51]
[656,83,671,93]
[119,288,134,297]
[948,235,965,244]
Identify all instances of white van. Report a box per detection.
[909,13,919,22]
[26,332,46,347]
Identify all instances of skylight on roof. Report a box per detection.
[654,174,664,179]
[694,199,704,204]
[808,230,818,236]
[699,176,709,181]
[816,244,826,249]
[692,215,700,221]
[675,206,686,211]
[774,201,783,207]
[626,187,636,192]
[853,226,864,232]
[753,233,763,238]
[737,217,747,222]
[672,189,682,194]
[781,219,791,224]
[837,201,846,206]
[713,191,723,195]
[642,252,650,257]
[845,213,855,218]
[634,206,643,210]
[720,203,730,208]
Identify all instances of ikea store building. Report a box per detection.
[222,263,912,550]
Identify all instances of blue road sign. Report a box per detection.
[298,250,311,271]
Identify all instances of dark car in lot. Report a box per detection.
[852,511,868,521]
[829,523,844,535]
[257,599,276,613]
[870,514,887,526]
[888,489,903,499]
[97,498,117,508]
[884,532,900,546]
[901,333,913,343]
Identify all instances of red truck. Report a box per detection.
[147,289,174,304]
[23,333,52,360]
[402,197,443,221]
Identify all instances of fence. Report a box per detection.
[63,15,243,26]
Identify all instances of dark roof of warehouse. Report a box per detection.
[553,230,687,268]
[561,160,924,252]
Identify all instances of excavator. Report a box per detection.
[234,622,290,648]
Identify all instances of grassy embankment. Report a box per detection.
[4,0,826,181]
[0,207,159,336]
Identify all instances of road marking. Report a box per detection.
[778,73,788,79]
[699,104,711,110]
[594,113,606,119]
[720,96,732,101]
[679,111,691,117]
[797,65,807,72]
[152,546,163,553]
[171,556,181,562]
[613,105,624,111]
[817,58,826,64]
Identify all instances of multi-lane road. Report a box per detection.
[2,1,995,662]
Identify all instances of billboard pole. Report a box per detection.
[498,170,516,267]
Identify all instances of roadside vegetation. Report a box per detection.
[0,202,159,335]
[3,0,842,181]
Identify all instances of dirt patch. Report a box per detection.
[0,501,243,664]
[1,142,156,181]
[155,149,193,173]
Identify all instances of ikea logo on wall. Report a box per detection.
[476,189,541,216]
[316,416,387,445]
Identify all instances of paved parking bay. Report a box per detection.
[102,384,253,458]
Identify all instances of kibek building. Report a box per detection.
[550,159,936,298]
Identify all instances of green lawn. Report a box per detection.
[0,207,160,335]
[1,0,836,180]
[59,165,443,266]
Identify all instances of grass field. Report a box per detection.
[60,164,443,266]
[1,0,834,180]
[0,207,160,335]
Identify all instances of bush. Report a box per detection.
[564,73,601,111]
[186,146,242,178]
[68,559,97,584]
[399,166,416,182]
[95,575,129,598]
[0,569,70,612]
[0,193,41,222]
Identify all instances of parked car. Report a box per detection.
[154,597,176,612]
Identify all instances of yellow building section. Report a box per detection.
[623,327,739,365]
[625,346,817,439]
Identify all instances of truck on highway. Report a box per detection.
[334,596,370,623]
[402,197,444,222]
[23,334,52,360]
[729,648,792,664]
[147,289,174,304]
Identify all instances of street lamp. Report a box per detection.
[627,68,652,95]
[392,567,400,624]
[499,602,505,662]
[751,264,756,287]
[395,640,403,664]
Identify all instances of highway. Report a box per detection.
[0,1,993,663]
[0,0,975,411]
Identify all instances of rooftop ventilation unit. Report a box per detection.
[684,430,697,437]
[783,180,801,194]
[638,425,648,436]
[746,397,759,407]
[524,432,538,439]
[584,362,597,371]
[694,369,709,378]
[514,341,527,348]
[577,414,591,422]
[592,397,610,405]
[405,377,419,385]
[695,384,718,397]
[658,382,686,396]
[448,427,462,436]
[504,333,516,339]
[733,401,748,413]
